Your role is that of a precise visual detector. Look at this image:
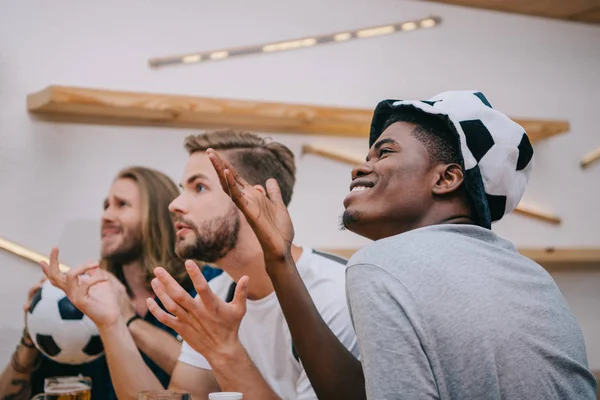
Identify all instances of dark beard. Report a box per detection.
[176,206,241,263]
[102,232,143,265]
[340,209,364,231]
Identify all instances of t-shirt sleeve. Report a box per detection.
[346,263,439,400]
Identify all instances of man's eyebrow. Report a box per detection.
[179,173,210,189]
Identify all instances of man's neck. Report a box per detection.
[214,229,303,301]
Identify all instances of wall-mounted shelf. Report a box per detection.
[321,247,600,272]
[27,86,570,142]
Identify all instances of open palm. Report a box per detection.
[207,149,294,262]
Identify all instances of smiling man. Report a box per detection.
[211,91,597,399]
[1,166,212,400]
[39,131,359,400]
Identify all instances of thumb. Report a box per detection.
[266,178,285,207]
[232,276,249,313]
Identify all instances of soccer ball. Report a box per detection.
[26,280,104,365]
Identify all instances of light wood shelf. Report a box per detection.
[27,86,570,142]
[581,147,600,169]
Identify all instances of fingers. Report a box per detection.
[265,178,286,208]
[150,277,190,321]
[147,298,181,331]
[40,248,66,291]
[24,278,46,312]
[153,267,198,313]
[232,276,249,315]
[77,273,109,297]
[207,148,251,193]
[28,278,46,298]
[105,272,126,293]
[185,260,216,310]
[65,263,101,296]
[207,150,230,193]
[224,169,247,206]
[207,148,239,180]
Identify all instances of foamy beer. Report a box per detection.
[30,376,91,400]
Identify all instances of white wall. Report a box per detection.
[1,0,599,369]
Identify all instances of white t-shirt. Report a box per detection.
[178,247,359,400]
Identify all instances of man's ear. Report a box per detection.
[432,164,464,195]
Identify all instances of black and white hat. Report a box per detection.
[369,90,534,229]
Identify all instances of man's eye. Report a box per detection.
[379,148,392,157]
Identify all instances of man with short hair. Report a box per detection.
[212,91,598,399]
[0,166,216,400]
[41,130,358,400]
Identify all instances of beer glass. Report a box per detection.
[31,376,91,400]
[138,390,191,400]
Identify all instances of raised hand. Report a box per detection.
[40,248,121,328]
[147,260,249,361]
[207,148,294,263]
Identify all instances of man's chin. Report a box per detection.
[101,245,120,259]
[175,244,194,260]
[340,209,364,232]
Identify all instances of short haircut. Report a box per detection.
[184,129,297,206]
[382,108,461,166]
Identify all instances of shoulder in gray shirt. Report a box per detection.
[346,224,597,399]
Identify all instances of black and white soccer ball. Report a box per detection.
[26,280,104,365]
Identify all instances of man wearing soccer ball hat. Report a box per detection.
[210,90,598,399]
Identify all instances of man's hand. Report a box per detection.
[105,273,137,322]
[40,247,121,328]
[23,278,46,338]
[207,148,294,264]
[147,260,249,362]
[24,278,46,313]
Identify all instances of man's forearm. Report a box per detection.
[208,343,280,400]
[128,319,181,374]
[98,320,165,400]
[266,256,366,400]
[0,344,39,400]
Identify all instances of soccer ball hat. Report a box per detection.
[369,90,534,229]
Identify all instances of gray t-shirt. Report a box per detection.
[346,224,597,399]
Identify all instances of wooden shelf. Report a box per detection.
[421,0,600,25]
[581,146,600,169]
[27,86,570,142]
[321,247,600,272]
